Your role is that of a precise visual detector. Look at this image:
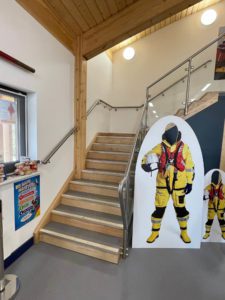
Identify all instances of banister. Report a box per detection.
[146,31,225,99]
[41,58,211,165]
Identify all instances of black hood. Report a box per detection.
[211,170,221,185]
[162,125,181,145]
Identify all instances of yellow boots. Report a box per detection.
[203,225,211,239]
[221,225,225,239]
[178,219,191,243]
[203,224,225,239]
[146,217,161,243]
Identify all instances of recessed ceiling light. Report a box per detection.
[152,110,156,114]
[149,102,154,107]
[201,9,217,26]
[123,47,135,60]
[156,115,159,118]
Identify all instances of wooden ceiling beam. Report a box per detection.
[82,0,201,59]
[16,0,75,53]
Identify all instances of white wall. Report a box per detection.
[86,53,112,145]
[110,0,225,131]
[0,0,74,258]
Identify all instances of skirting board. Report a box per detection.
[4,238,33,269]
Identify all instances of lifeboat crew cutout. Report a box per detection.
[141,124,195,244]
[203,170,225,240]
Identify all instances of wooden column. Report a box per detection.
[74,35,87,178]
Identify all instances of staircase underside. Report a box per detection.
[36,132,135,264]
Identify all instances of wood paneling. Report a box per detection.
[106,0,118,15]
[82,0,201,59]
[17,0,222,56]
[61,0,89,32]
[74,0,97,28]
[95,0,111,19]
[44,0,82,35]
[84,0,104,24]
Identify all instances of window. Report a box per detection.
[0,87,27,163]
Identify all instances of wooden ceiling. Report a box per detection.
[109,0,223,55]
[16,0,202,59]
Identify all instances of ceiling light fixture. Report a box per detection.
[149,102,154,107]
[201,9,217,26]
[152,110,156,114]
[123,47,135,60]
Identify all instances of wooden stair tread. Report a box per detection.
[92,143,132,153]
[86,159,127,165]
[82,169,124,176]
[88,150,130,155]
[53,205,123,228]
[62,190,120,207]
[41,222,122,252]
[93,142,132,148]
[71,179,118,188]
[98,132,135,137]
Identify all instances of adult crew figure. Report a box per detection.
[141,124,195,244]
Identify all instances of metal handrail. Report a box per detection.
[149,59,212,102]
[41,58,211,165]
[119,32,225,258]
[146,31,225,99]
[41,100,143,164]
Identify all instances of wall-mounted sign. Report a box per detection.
[14,175,40,230]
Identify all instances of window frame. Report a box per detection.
[0,86,28,164]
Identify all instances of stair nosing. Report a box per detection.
[40,229,120,254]
[62,193,120,207]
[52,209,123,229]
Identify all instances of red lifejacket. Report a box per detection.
[159,141,185,173]
[209,183,224,200]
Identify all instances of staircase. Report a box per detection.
[36,132,135,264]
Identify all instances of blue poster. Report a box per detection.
[14,175,40,230]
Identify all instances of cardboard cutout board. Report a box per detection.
[133,116,204,249]
[202,169,225,243]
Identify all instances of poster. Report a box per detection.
[14,175,40,230]
[214,27,225,80]
[132,116,204,249]
[202,169,225,243]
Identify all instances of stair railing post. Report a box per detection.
[184,58,192,116]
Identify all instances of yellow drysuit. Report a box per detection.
[142,139,195,243]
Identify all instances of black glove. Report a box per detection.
[141,164,151,172]
[184,183,192,194]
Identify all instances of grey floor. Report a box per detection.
[7,242,225,300]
